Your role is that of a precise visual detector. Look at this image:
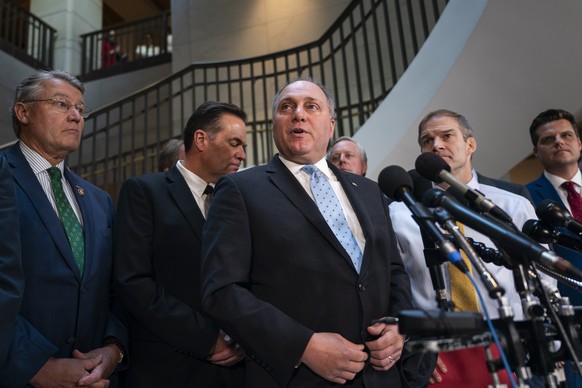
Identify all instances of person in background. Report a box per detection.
[0,155,23,353]
[201,77,432,387]
[0,69,127,387]
[327,136,368,176]
[102,29,127,68]
[135,33,160,58]
[389,109,552,387]
[526,108,582,387]
[158,138,185,172]
[115,101,247,387]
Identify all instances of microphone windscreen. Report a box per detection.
[536,199,569,227]
[377,165,414,201]
[415,153,451,183]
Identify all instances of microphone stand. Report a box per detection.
[418,227,450,311]
[432,207,530,386]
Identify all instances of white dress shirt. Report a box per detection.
[389,173,555,320]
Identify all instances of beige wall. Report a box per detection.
[171,0,350,72]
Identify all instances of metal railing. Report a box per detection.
[69,0,448,198]
[80,11,172,81]
[0,0,55,69]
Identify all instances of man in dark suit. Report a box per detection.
[114,101,247,387]
[0,155,23,353]
[526,108,582,387]
[201,78,427,387]
[0,70,127,387]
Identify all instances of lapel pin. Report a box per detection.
[76,186,85,196]
[352,182,358,187]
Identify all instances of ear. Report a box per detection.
[466,136,477,156]
[13,103,29,125]
[328,117,335,138]
[533,146,538,158]
[193,129,207,151]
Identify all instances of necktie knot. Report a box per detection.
[203,184,214,197]
[562,181,582,222]
[47,166,62,181]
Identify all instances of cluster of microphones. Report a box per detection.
[378,152,582,284]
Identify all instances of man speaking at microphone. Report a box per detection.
[388,109,543,387]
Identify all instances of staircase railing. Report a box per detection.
[69,0,448,198]
[0,0,55,69]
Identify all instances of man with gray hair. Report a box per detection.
[0,69,127,387]
[327,136,368,176]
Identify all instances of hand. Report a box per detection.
[29,355,105,388]
[429,355,447,384]
[74,345,120,386]
[207,331,245,366]
[365,320,405,371]
[300,332,368,384]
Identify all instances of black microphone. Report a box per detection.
[423,188,582,281]
[415,153,513,224]
[522,219,582,252]
[536,199,582,236]
[378,165,466,272]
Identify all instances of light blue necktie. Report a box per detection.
[303,164,362,272]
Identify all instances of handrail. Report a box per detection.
[80,11,172,80]
[69,0,448,199]
[0,0,55,69]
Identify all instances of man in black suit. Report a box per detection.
[114,101,247,387]
[201,78,427,387]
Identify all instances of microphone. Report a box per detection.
[536,199,582,236]
[522,219,582,252]
[415,153,513,224]
[378,165,466,272]
[423,188,582,281]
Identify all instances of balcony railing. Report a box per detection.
[80,11,172,81]
[69,0,448,198]
[0,0,55,69]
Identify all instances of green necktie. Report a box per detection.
[47,167,85,275]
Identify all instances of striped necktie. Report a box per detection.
[47,167,85,275]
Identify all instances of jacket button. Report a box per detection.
[358,283,365,292]
[66,336,75,344]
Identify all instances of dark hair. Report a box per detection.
[183,101,247,152]
[418,109,474,145]
[10,70,85,138]
[271,76,335,119]
[528,109,579,146]
[158,138,183,172]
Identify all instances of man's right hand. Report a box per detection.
[29,356,106,388]
[207,330,245,367]
[300,332,368,384]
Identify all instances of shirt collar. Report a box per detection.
[176,160,212,197]
[278,155,333,180]
[544,169,582,189]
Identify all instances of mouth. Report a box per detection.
[290,128,308,135]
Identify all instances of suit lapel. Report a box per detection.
[267,157,361,273]
[532,175,564,207]
[166,166,205,240]
[6,144,82,278]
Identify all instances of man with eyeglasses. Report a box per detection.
[0,70,127,387]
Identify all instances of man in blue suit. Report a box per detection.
[527,108,582,387]
[0,70,127,387]
[0,155,23,353]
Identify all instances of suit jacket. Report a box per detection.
[0,143,127,387]
[114,166,244,387]
[527,174,582,306]
[0,155,23,352]
[201,156,426,388]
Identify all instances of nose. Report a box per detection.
[292,106,305,121]
[68,108,82,121]
[236,147,247,161]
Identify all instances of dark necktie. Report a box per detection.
[47,167,85,275]
[302,164,362,272]
[562,181,582,221]
[203,184,214,218]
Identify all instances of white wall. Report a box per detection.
[359,0,582,182]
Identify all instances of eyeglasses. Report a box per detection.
[22,98,91,119]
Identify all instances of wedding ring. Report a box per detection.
[388,355,393,362]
